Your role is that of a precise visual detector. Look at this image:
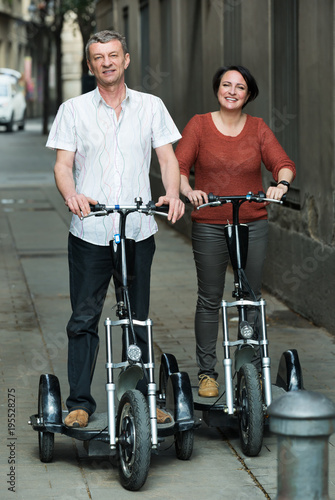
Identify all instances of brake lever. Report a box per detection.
[197,201,222,210]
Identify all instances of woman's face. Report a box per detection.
[217,70,250,111]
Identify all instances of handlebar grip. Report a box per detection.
[147,201,169,213]
[186,194,216,203]
[89,203,106,212]
[208,193,217,202]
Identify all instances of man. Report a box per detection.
[46,30,184,428]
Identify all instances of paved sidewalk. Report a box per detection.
[1,121,335,499]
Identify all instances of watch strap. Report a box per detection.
[277,180,290,191]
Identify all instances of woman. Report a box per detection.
[175,65,295,397]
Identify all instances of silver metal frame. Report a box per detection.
[105,316,158,450]
[221,297,272,415]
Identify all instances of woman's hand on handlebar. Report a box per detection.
[156,195,185,224]
[65,194,98,218]
[184,189,208,207]
[266,184,288,202]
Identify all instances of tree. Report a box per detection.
[28,0,96,134]
[62,0,97,75]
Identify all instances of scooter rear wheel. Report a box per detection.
[160,363,194,460]
[38,375,56,463]
[237,363,264,456]
[117,389,151,491]
[175,429,194,460]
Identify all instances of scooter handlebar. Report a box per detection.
[196,191,285,209]
[86,200,170,217]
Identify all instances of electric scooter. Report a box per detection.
[29,198,195,491]
[190,191,303,456]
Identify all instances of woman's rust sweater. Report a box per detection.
[175,113,296,224]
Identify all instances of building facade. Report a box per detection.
[96,0,335,334]
[0,0,27,73]
[0,0,82,118]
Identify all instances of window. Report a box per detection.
[0,83,9,97]
[140,0,150,91]
[272,0,299,180]
[159,0,172,102]
[123,7,129,48]
[223,0,242,64]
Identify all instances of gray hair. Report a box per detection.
[86,30,128,60]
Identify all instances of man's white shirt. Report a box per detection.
[47,86,181,245]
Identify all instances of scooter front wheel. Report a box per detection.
[117,389,151,491]
[237,363,264,456]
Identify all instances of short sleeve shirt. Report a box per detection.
[46,86,181,245]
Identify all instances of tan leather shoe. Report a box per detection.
[198,375,219,397]
[64,410,89,428]
[156,407,172,424]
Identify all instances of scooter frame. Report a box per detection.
[29,197,195,491]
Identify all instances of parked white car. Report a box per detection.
[0,68,26,132]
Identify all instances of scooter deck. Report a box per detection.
[193,383,286,408]
[30,409,177,442]
[192,385,226,411]
[192,383,287,428]
[29,411,110,441]
[65,411,108,431]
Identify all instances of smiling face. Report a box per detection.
[217,70,250,111]
[87,39,130,89]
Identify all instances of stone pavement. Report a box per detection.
[1,121,335,499]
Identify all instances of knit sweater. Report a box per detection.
[175,113,296,224]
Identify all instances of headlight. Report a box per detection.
[127,344,142,362]
[239,321,254,339]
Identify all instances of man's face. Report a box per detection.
[87,40,130,88]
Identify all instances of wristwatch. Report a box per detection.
[277,180,290,191]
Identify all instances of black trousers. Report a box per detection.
[192,220,268,380]
[66,233,156,415]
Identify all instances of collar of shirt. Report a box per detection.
[92,84,130,111]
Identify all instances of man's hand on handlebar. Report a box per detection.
[65,194,98,218]
[156,195,185,224]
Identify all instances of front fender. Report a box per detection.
[276,349,304,391]
[234,345,255,372]
[39,374,62,425]
[165,372,194,429]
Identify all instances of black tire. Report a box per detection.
[237,363,264,457]
[6,114,14,132]
[18,113,25,131]
[38,376,55,463]
[117,390,151,491]
[175,429,194,460]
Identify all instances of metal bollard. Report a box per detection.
[268,390,335,500]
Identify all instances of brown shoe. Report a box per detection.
[64,410,89,428]
[198,375,219,397]
[156,407,172,424]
